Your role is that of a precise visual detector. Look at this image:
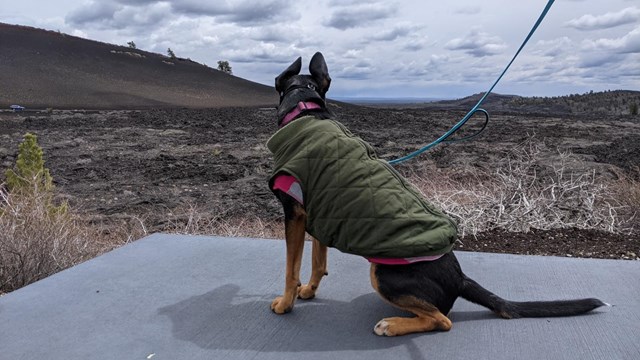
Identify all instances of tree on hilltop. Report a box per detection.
[217,60,232,75]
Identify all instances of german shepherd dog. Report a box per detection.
[269,52,606,336]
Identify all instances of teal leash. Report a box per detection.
[388,0,555,166]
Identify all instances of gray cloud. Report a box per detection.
[113,0,159,4]
[402,37,430,51]
[578,53,625,69]
[392,54,450,79]
[327,0,371,5]
[532,37,574,57]
[66,1,172,30]
[583,25,640,53]
[247,25,324,50]
[509,60,580,84]
[445,29,506,57]
[403,42,423,51]
[332,58,375,80]
[222,43,300,64]
[112,3,172,29]
[249,26,293,43]
[339,49,363,59]
[171,0,292,25]
[68,0,292,28]
[66,1,121,26]
[454,6,481,15]
[324,4,397,30]
[367,24,419,42]
[565,7,640,30]
[614,55,640,77]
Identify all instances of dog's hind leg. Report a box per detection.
[370,263,453,336]
[298,238,328,300]
[371,295,452,336]
[271,200,307,314]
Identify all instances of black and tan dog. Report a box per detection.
[267,52,606,336]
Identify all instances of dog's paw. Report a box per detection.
[297,284,317,300]
[374,316,452,336]
[373,319,393,336]
[271,296,293,314]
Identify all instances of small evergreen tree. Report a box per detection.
[127,41,136,49]
[4,133,66,214]
[630,103,638,116]
[167,48,176,59]
[217,60,232,75]
[5,133,53,193]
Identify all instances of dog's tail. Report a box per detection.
[460,275,607,319]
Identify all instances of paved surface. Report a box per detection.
[1,233,638,360]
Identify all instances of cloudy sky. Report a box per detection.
[2,0,639,99]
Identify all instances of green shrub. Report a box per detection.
[5,133,52,192]
[4,133,66,214]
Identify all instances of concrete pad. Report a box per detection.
[1,233,638,360]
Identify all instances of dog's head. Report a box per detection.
[275,52,332,126]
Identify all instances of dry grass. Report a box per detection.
[0,185,145,294]
[609,171,640,227]
[409,139,636,237]
[163,203,284,239]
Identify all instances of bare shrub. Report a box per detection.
[609,171,640,230]
[410,139,633,237]
[164,202,284,239]
[0,185,143,294]
[1,187,84,293]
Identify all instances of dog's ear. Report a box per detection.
[275,57,302,93]
[309,52,331,97]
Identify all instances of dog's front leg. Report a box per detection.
[298,238,328,300]
[271,201,306,314]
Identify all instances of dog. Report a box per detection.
[266,52,606,336]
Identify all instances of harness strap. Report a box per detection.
[281,101,322,127]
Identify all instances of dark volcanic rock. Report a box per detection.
[1,104,639,259]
